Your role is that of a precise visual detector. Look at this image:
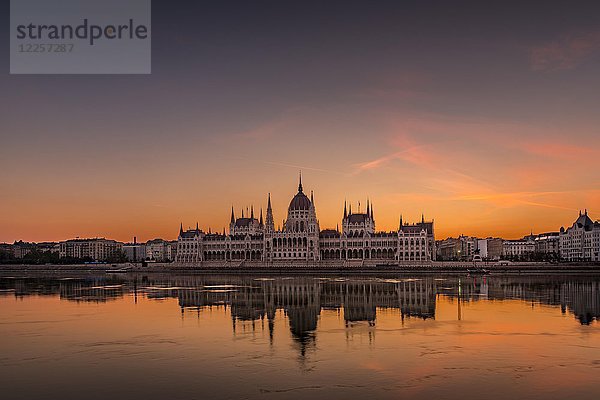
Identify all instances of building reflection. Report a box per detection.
[1,273,599,331]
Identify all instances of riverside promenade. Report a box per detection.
[1,261,599,274]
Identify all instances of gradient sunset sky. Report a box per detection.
[1,1,599,243]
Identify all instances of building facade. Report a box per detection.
[176,175,436,265]
[503,238,536,258]
[59,238,123,261]
[560,211,600,262]
[436,235,477,261]
[145,239,173,262]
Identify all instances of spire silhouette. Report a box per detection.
[298,171,303,192]
[266,193,274,233]
[230,206,235,224]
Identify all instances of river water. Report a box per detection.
[1,273,599,399]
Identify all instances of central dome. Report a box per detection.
[288,172,312,210]
[289,191,311,210]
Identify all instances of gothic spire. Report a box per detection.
[343,200,347,219]
[179,222,183,236]
[399,214,403,230]
[230,206,235,224]
[266,193,274,232]
[421,213,424,223]
[310,190,314,204]
[366,198,370,217]
[241,208,244,218]
[196,222,199,230]
[251,205,254,219]
[370,202,374,219]
[259,208,263,225]
[298,171,303,192]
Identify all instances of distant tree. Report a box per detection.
[107,250,127,263]
[0,250,16,263]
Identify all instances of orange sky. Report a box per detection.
[2,3,600,243]
[1,110,598,242]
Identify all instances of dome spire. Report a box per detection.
[298,171,303,192]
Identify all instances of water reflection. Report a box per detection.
[2,273,600,400]
[1,274,599,332]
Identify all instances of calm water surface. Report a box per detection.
[1,273,600,400]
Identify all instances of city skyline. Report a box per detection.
[0,171,597,243]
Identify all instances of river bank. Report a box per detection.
[1,261,599,274]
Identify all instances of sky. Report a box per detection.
[1,0,600,243]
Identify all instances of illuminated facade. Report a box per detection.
[176,175,435,265]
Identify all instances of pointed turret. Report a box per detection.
[241,208,244,218]
[230,206,235,224]
[310,190,314,204]
[370,202,374,219]
[196,222,199,231]
[259,208,264,226]
[179,222,183,236]
[343,200,347,219]
[421,213,424,223]
[266,193,275,233]
[251,205,254,219]
[366,198,370,217]
[399,214,403,230]
[298,171,303,192]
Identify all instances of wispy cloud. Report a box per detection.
[530,31,600,71]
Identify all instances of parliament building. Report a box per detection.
[176,175,435,265]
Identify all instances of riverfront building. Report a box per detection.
[560,210,600,262]
[176,175,436,265]
[59,238,123,261]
